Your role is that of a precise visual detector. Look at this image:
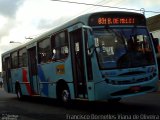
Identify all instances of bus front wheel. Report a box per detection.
[57,87,71,105]
[61,89,70,103]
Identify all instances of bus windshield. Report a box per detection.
[93,27,155,69]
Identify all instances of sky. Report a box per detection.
[0,0,160,71]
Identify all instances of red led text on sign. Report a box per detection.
[98,17,135,25]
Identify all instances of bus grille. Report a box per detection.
[105,73,156,85]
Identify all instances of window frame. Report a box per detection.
[11,51,18,69]
[38,37,52,64]
[51,30,69,61]
[18,47,27,67]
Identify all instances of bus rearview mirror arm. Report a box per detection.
[88,45,96,57]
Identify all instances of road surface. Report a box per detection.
[0,88,160,120]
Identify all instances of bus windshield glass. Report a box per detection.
[93,27,155,69]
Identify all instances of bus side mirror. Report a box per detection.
[87,36,95,57]
[88,35,94,48]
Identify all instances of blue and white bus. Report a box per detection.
[2,11,159,103]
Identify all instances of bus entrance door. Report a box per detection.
[28,47,39,95]
[70,28,88,99]
[4,57,12,93]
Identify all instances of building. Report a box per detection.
[147,14,160,39]
[147,14,160,79]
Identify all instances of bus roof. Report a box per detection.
[2,11,144,57]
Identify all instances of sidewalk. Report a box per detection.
[0,87,4,90]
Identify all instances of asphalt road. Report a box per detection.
[0,88,160,120]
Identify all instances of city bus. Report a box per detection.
[2,11,159,104]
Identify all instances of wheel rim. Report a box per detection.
[62,90,70,102]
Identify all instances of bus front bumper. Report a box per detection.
[94,76,158,100]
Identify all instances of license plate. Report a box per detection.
[130,86,141,92]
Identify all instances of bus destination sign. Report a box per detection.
[89,13,146,26]
[97,17,135,25]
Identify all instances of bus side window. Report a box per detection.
[38,37,52,63]
[18,48,27,67]
[51,31,69,60]
[11,51,18,69]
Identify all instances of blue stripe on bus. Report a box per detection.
[38,65,48,96]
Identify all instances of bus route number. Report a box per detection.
[98,17,135,25]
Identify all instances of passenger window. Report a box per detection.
[51,31,68,60]
[38,37,52,63]
[19,48,27,67]
[11,51,18,69]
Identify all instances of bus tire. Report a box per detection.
[57,84,71,106]
[15,84,23,100]
[61,89,70,103]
